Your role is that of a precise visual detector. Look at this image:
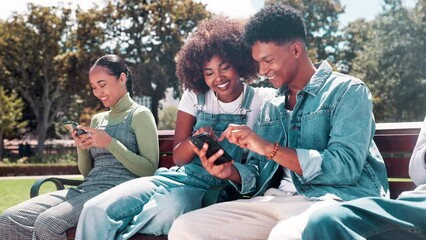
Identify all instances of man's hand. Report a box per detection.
[218,124,270,156]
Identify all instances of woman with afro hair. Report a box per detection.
[75,16,275,240]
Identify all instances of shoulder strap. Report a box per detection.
[194,92,206,112]
[124,106,139,125]
[240,85,255,115]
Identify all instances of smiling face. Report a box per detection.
[202,55,243,103]
[89,66,127,108]
[252,41,300,89]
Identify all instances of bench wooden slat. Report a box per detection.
[374,134,419,152]
[388,181,417,199]
[158,130,174,150]
[373,123,422,199]
[383,157,411,178]
[159,138,174,153]
[159,155,175,169]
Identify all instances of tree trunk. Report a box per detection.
[0,129,4,161]
[151,96,159,125]
[35,115,49,157]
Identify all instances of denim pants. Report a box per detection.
[302,189,426,240]
[169,194,339,240]
[75,168,209,239]
[0,188,104,240]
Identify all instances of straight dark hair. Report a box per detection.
[92,54,133,97]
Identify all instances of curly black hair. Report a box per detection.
[244,3,306,47]
[175,16,258,93]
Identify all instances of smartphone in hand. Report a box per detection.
[62,120,87,136]
[190,132,233,165]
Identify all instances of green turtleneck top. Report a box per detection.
[77,93,159,177]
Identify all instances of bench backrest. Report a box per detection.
[158,130,175,169]
[158,121,423,199]
[374,122,421,199]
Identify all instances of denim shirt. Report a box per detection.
[233,61,389,201]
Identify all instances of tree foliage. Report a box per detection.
[0,1,210,156]
[267,0,344,63]
[254,0,344,88]
[0,4,74,155]
[0,0,423,158]
[0,4,107,155]
[158,105,178,130]
[344,0,426,122]
[0,86,28,160]
[97,0,211,123]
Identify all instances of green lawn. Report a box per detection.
[0,177,81,213]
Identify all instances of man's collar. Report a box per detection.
[278,60,333,97]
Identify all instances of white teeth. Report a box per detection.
[217,81,229,89]
[100,96,108,101]
[267,74,277,80]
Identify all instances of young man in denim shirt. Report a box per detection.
[303,117,426,240]
[169,3,388,240]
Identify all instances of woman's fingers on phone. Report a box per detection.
[79,133,90,141]
[195,144,212,168]
[212,161,234,179]
[77,126,90,135]
[76,139,86,149]
[193,143,207,158]
[71,130,78,139]
[204,126,217,139]
[193,126,214,138]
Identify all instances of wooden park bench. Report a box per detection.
[29,122,422,239]
[373,122,420,199]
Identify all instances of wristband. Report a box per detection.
[267,142,279,160]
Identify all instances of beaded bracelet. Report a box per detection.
[267,142,279,160]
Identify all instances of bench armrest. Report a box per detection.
[202,184,243,207]
[30,177,83,198]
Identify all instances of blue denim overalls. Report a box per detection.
[79,107,140,190]
[171,85,255,189]
[76,86,256,239]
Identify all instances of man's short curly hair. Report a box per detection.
[176,16,258,93]
[244,3,306,47]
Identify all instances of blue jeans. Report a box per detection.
[302,194,426,240]
[75,168,207,240]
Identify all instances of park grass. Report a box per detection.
[0,177,81,213]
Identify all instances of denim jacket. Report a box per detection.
[233,61,389,201]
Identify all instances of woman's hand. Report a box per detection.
[71,129,89,150]
[218,124,270,156]
[194,142,234,179]
[74,126,112,149]
[192,125,216,139]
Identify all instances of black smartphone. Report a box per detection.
[62,120,87,136]
[190,132,233,165]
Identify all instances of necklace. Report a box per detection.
[285,90,295,110]
[216,87,245,114]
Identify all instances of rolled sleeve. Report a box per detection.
[229,162,258,195]
[296,148,323,183]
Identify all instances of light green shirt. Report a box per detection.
[77,93,159,177]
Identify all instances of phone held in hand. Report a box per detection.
[190,132,233,165]
[62,120,87,136]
